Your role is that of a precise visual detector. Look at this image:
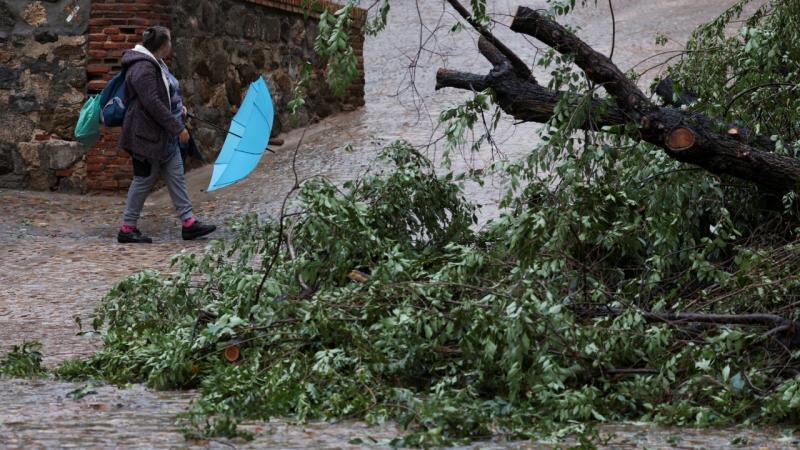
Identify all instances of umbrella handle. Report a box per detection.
[187,113,229,134]
[188,113,277,154]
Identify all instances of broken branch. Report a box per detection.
[510,6,650,115]
[444,0,534,81]
[435,6,800,193]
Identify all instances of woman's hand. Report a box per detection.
[182,106,188,118]
[179,128,190,144]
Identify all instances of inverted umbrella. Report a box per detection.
[206,76,274,192]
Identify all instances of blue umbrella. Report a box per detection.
[207,76,274,191]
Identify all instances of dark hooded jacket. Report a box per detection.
[119,49,184,161]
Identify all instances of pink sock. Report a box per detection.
[182,217,196,228]
[120,223,135,233]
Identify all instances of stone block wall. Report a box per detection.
[0,0,365,193]
[0,0,90,191]
[169,0,365,172]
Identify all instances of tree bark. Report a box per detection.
[655,77,697,108]
[655,76,778,151]
[436,5,800,193]
[443,0,534,81]
[510,6,650,116]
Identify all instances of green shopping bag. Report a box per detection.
[74,95,101,142]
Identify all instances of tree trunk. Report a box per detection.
[435,5,800,193]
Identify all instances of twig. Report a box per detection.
[607,0,615,60]
[254,127,307,305]
[723,82,797,117]
[606,368,659,375]
[577,307,800,348]
[285,224,311,292]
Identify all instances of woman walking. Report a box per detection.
[117,26,216,243]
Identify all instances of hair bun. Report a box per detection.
[141,26,170,52]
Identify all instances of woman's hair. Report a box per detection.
[142,26,171,52]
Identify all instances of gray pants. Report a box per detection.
[122,150,193,227]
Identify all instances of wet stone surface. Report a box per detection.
[1,0,794,447]
[0,379,403,449]
[0,377,795,449]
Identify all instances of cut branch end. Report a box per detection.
[223,345,241,362]
[666,127,696,151]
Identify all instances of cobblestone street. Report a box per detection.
[0,189,205,365]
[2,0,797,447]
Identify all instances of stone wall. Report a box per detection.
[1,0,365,193]
[172,0,365,154]
[0,0,90,191]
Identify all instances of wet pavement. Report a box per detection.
[2,0,794,447]
[0,377,795,449]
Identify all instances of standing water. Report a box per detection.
[1,0,792,447]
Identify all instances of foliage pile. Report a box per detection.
[9,0,800,446]
[0,342,46,378]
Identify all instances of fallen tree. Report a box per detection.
[434,0,800,364]
[436,4,800,193]
[21,0,800,447]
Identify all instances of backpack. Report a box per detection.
[99,70,127,128]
